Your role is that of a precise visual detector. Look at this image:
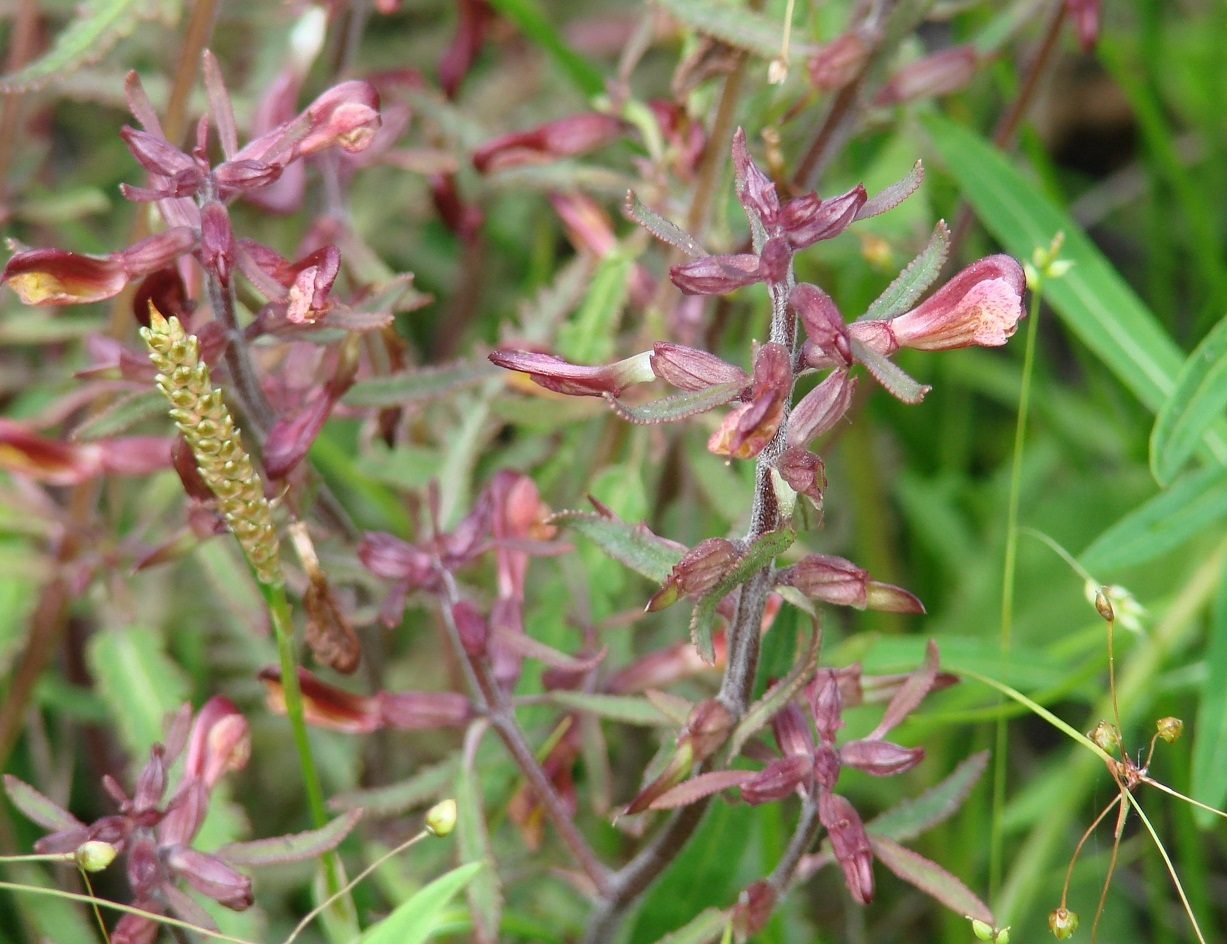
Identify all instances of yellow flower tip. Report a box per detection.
[425,798,458,837]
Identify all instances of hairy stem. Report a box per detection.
[435,572,611,895]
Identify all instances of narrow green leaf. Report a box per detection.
[606,381,744,425]
[0,0,171,92]
[1151,313,1227,485]
[547,691,675,726]
[552,510,684,583]
[649,907,729,944]
[861,221,949,322]
[485,0,605,96]
[86,625,189,755]
[922,113,1227,461]
[556,251,632,364]
[1192,555,1227,826]
[357,862,483,944]
[330,758,460,816]
[653,0,796,59]
[343,361,499,408]
[69,390,168,440]
[869,835,993,924]
[851,338,930,404]
[690,530,794,663]
[866,750,989,843]
[1080,465,1227,572]
[218,810,362,866]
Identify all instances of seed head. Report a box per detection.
[141,310,281,585]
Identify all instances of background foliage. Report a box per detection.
[2,0,1226,942]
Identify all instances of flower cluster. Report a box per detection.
[4,698,254,944]
[1,52,380,326]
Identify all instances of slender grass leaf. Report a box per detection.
[869,835,993,924]
[556,250,632,364]
[1080,465,1227,572]
[653,0,801,60]
[86,625,189,755]
[1192,556,1227,826]
[357,862,484,944]
[1151,314,1227,485]
[866,750,989,843]
[342,361,499,408]
[0,0,173,92]
[218,810,361,866]
[921,113,1227,462]
[606,381,744,424]
[691,530,794,663]
[861,221,949,322]
[551,510,685,583]
[486,0,605,96]
[547,690,675,726]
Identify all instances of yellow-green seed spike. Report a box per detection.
[141,309,282,586]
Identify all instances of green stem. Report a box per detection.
[260,580,356,933]
[989,279,1043,897]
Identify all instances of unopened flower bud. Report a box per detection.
[875,45,979,106]
[647,538,740,611]
[1048,907,1079,939]
[684,699,734,762]
[1089,721,1120,753]
[776,446,825,508]
[473,113,624,172]
[670,253,763,296]
[650,343,748,391]
[793,282,851,367]
[488,349,654,398]
[75,840,118,872]
[1094,587,1114,623]
[786,368,855,446]
[731,881,777,940]
[779,553,868,608]
[807,32,869,90]
[425,798,458,837]
[1156,717,1183,743]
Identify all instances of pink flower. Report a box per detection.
[489,348,655,397]
[852,255,1025,354]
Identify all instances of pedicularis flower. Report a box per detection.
[491,129,1025,463]
[1,53,380,322]
[141,310,281,585]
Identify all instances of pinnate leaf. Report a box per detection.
[3,775,82,832]
[551,509,684,583]
[218,809,362,866]
[861,220,949,322]
[870,835,993,924]
[0,0,169,92]
[606,381,744,425]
